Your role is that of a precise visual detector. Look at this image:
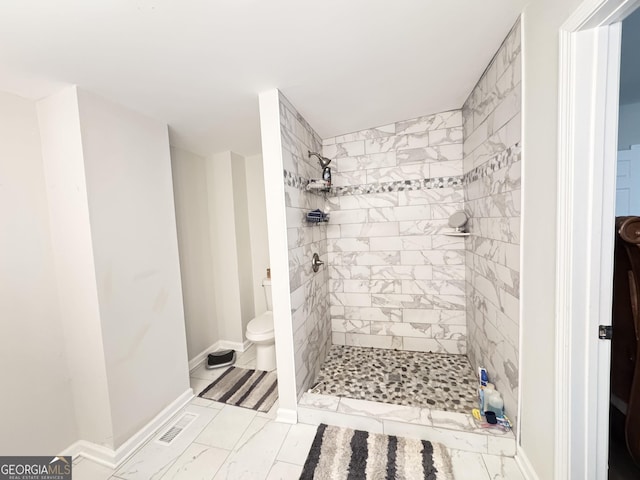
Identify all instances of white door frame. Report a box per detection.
[556,1,640,478]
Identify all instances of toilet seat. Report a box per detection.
[247,312,274,341]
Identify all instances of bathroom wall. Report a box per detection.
[462,19,521,422]
[280,94,331,396]
[171,148,267,364]
[0,90,78,455]
[38,86,191,450]
[171,147,219,362]
[245,154,271,315]
[322,112,466,353]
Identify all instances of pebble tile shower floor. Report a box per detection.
[313,345,478,413]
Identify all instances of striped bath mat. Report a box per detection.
[198,367,278,412]
[300,424,452,479]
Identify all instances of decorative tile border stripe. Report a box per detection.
[283,143,519,197]
[463,142,521,185]
[330,177,461,196]
[283,169,462,196]
[284,169,309,189]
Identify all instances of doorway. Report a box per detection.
[556,0,640,478]
[609,8,640,478]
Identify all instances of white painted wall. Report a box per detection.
[231,152,255,332]
[170,147,219,361]
[207,152,244,344]
[245,154,270,315]
[520,1,582,478]
[0,90,78,454]
[618,101,640,149]
[37,86,115,448]
[258,89,297,422]
[76,89,190,447]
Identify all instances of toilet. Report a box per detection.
[246,278,276,371]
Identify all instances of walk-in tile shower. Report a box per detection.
[276,19,521,428]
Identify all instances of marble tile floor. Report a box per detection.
[72,345,525,479]
[313,345,478,413]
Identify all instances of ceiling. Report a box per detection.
[0,1,527,156]
[621,7,640,105]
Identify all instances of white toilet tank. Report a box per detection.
[262,278,272,311]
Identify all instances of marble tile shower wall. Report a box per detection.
[279,93,331,398]
[322,111,467,355]
[462,19,521,423]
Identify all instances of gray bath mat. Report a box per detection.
[198,367,278,412]
[299,424,452,479]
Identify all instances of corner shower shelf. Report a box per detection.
[443,232,471,237]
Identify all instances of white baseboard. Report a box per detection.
[219,339,251,352]
[189,341,221,372]
[188,339,252,372]
[61,388,194,469]
[515,447,540,480]
[276,407,297,424]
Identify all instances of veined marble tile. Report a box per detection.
[336,152,397,172]
[298,406,385,433]
[430,202,464,220]
[395,110,462,135]
[366,163,430,184]
[340,221,399,238]
[368,205,431,223]
[429,126,464,146]
[115,405,221,480]
[323,139,365,158]
[432,234,466,250]
[298,392,341,410]
[331,169,367,187]
[371,293,428,309]
[369,235,403,251]
[431,160,463,177]
[370,321,431,338]
[404,132,430,149]
[403,337,466,355]
[382,421,488,454]
[482,455,525,480]
[397,187,463,206]
[159,443,229,480]
[337,397,424,424]
[364,135,409,154]
[334,124,396,144]
[430,324,467,340]
[344,306,402,322]
[329,265,371,280]
[486,434,517,456]
[338,192,398,209]
[329,208,368,224]
[344,333,402,349]
[331,319,371,334]
[370,265,433,280]
[400,250,465,266]
[330,292,372,307]
[212,417,291,480]
[398,219,449,235]
[265,462,303,480]
[329,237,370,252]
[448,449,491,479]
[342,251,401,266]
[403,309,465,325]
[275,423,319,466]
[401,279,465,296]
[195,405,257,450]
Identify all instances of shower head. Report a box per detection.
[308,151,332,168]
